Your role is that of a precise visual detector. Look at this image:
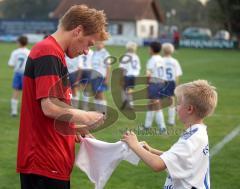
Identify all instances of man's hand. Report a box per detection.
[74,111,105,130]
[41,97,105,130]
[75,128,95,143]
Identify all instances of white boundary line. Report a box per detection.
[210,125,240,159]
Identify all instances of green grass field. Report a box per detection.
[0,42,240,189]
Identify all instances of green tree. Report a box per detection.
[207,0,240,34]
[158,0,207,30]
[1,0,59,19]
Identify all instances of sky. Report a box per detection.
[199,0,209,5]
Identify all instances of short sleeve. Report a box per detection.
[146,59,153,72]
[136,56,141,68]
[104,51,111,67]
[8,51,16,67]
[33,55,69,100]
[175,60,183,77]
[160,139,193,179]
[119,55,129,69]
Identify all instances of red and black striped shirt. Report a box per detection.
[17,36,75,181]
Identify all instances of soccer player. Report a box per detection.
[17,5,107,189]
[78,49,93,110]
[8,36,30,117]
[66,55,82,108]
[122,80,217,189]
[162,43,183,125]
[119,41,141,109]
[91,41,110,114]
[144,42,166,133]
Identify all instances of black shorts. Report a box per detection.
[124,76,135,90]
[20,173,70,189]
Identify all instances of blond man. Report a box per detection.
[17,5,108,189]
[123,80,217,189]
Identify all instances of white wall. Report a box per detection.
[106,36,143,46]
[136,19,159,38]
[108,21,136,37]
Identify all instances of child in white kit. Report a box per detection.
[122,80,218,189]
[119,41,141,109]
[162,43,183,125]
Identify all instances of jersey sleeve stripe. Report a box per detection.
[24,55,68,79]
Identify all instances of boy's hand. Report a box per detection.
[121,130,139,149]
[141,141,152,152]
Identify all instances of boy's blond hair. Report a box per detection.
[59,5,109,41]
[126,41,138,53]
[162,43,175,55]
[175,80,218,118]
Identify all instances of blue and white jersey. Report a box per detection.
[8,47,30,74]
[119,52,141,77]
[91,48,110,78]
[146,55,165,83]
[66,55,81,73]
[78,49,93,70]
[162,57,182,81]
[160,124,210,189]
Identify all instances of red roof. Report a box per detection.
[51,0,164,22]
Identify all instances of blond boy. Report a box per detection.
[162,43,182,125]
[122,80,217,189]
[119,41,141,109]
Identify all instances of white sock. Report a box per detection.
[71,95,79,108]
[94,99,100,111]
[127,94,134,107]
[156,110,166,129]
[168,107,176,125]
[94,100,107,113]
[82,93,90,111]
[98,100,107,114]
[144,111,155,128]
[11,98,18,115]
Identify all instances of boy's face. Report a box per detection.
[176,96,191,124]
[95,41,104,50]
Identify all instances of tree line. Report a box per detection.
[0,0,239,35]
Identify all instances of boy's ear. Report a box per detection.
[187,105,194,114]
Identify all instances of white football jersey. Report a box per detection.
[162,57,182,81]
[91,48,110,78]
[66,55,80,73]
[8,47,30,74]
[160,124,210,189]
[119,52,141,77]
[146,55,165,83]
[78,49,93,70]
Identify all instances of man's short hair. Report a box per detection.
[175,80,218,119]
[150,41,161,53]
[18,36,28,46]
[59,5,108,41]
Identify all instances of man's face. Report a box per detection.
[66,26,102,58]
